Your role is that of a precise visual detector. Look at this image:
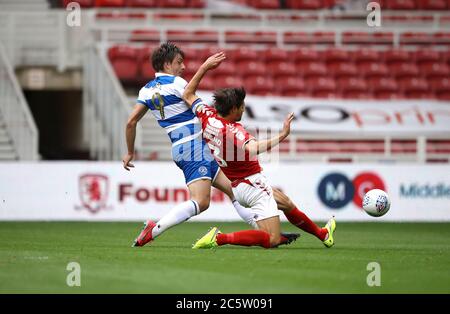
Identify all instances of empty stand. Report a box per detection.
[107,45,450,100]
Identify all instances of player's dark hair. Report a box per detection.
[151,42,184,72]
[213,87,246,117]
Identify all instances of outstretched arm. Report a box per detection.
[183,52,226,107]
[245,112,295,157]
[123,103,148,171]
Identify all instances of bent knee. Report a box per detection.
[273,189,295,212]
[194,197,210,212]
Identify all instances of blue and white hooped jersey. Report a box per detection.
[137,73,209,162]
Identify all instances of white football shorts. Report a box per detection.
[231,172,279,222]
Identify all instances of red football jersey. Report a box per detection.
[193,99,262,181]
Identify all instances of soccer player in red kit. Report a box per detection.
[183,52,336,249]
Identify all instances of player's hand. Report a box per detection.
[201,52,226,71]
[122,153,135,171]
[281,112,295,138]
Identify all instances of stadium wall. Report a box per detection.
[0,162,449,222]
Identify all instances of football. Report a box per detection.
[362,189,391,217]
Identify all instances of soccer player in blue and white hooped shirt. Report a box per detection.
[122,42,258,247]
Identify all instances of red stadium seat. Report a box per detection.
[328,62,358,79]
[419,62,450,79]
[245,76,275,96]
[400,32,433,45]
[337,77,368,93]
[374,91,405,100]
[194,31,219,44]
[138,46,156,82]
[96,12,146,21]
[108,45,138,61]
[434,32,450,45]
[248,0,280,9]
[126,0,156,6]
[324,49,350,63]
[267,61,297,77]
[63,0,94,7]
[342,91,372,99]
[188,0,205,7]
[341,32,371,45]
[430,77,450,99]
[210,61,236,77]
[214,75,244,88]
[225,31,257,45]
[437,92,450,100]
[153,13,205,22]
[108,46,139,82]
[236,61,267,78]
[358,62,389,79]
[430,77,450,92]
[353,49,381,64]
[390,63,420,78]
[130,29,160,43]
[369,77,399,94]
[384,49,411,64]
[415,49,441,64]
[167,30,218,44]
[95,0,125,6]
[199,46,222,61]
[307,77,337,93]
[167,30,193,43]
[180,47,203,62]
[264,48,289,63]
[283,32,335,45]
[228,48,260,63]
[313,91,340,99]
[253,31,277,45]
[408,92,436,99]
[286,0,324,9]
[183,60,203,81]
[385,0,416,9]
[399,77,430,98]
[297,62,327,78]
[226,31,277,45]
[141,61,156,82]
[138,45,155,60]
[441,50,450,64]
[400,77,429,92]
[157,0,187,8]
[275,76,307,96]
[291,49,320,63]
[417,0,448,10]
[342,32,394,45]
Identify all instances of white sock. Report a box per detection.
[232,200,258,229]
[152,200,199,238]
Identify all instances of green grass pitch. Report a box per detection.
[0,221,449,293]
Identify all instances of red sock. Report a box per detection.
[285,207,328,241]
[217,230,271,248]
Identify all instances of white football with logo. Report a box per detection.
[362,189,391,217]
